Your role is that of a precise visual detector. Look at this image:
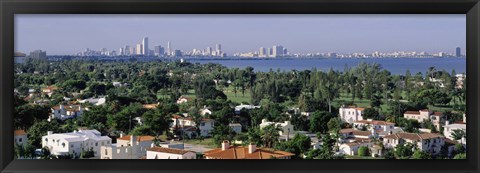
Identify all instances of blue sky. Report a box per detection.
[15,14,466,55]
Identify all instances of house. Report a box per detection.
[100,135,155,159]
[14,130,28,146]
[171,115,215,137]
[339,105,365,123]
[338,128,374,143]
[443,121,466,143]
[228,123,242,134]
[338,141,373,156]
[158,142,185,149]
[259,119,295,136]
[146,146,196,159]
[78,97,106,106]
[176,96,192,104]
[49,104,84,121]
[41,85,58,97]
[42,130,112,158]
[204,141,294,159]
[142,103,159,109]
[112,82,128,87]
[234,104,261,114]
[383,132,445,155]
[200,107,212,116]
[403,110,444,130]
[353,119,396,136]
[455,74,466,89]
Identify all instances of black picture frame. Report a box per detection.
[1,0,479,173]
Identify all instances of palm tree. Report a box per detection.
[261,124,281,148]
[451,129,466,144]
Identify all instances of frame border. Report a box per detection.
[1,0,479,173]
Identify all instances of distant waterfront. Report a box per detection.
[186,57,466,75]
[16,56,466,75]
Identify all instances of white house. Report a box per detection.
[339,105,365,123]
[455,74,466,89]
[146,146,196,159]
[443,121,466,143]
[171,115,215,137]
[49,104,85,121]
[259,119,295,136]
[100,135,155,159]
[14,130,28,147]
[228,123,242,134]
[234,104,261,114]
[338,128,374,143]
[403,110,444,130]
[78,97,106,106]
[176,96,192,104]
[383,132,445,155]
[42,130,111,158]
[200,107,212,116]
[339,141,373,156]
[353,119,396,135]
[41,85,58,97]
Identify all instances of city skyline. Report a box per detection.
[15,14,466,55]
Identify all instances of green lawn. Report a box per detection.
[183,138,217,148]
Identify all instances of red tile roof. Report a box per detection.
[147,146,194,155]
[383,132,442,141]
[118,135,155,142]
[354,120,395,126]
[404,111,421,115]
[14,130,27,136]
[204,146,294,159]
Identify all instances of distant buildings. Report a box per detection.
[49,104,85,121]
[42,130,112,158]
[29,50,47,60]
[204,141,294,159]
[171,115,215,137]
[142,37,149,55]
[259,119,295,136]
[456,47,461,57]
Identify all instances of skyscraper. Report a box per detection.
[267,48,272,57]
[272,45,284,57]
[456,47,461,57]
[129,46,135,56]
[29,50,47,60]
[154,45,162,56]
[167,41,172,56]
[216,44,222,56]
[207,47,212,56]
[259,47,266,57]
[136,44,143,55]
[124,45,130,55]
[142,37,149,55]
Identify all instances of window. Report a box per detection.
[45,138,48,142]
[71,144,74,148]
[95,142,98,146]
[105,149,108,155]
[19,138,22,142]
[62,143,66,148]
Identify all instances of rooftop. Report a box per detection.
[383,132,442,141]
[204,145,294,159]
[147,146,194,155]
[118,135,156,142]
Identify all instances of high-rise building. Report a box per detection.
[173,50,182,57]
[207,47,212,56]
[136,44,143,55]
[119,48,124,56]
[456,47,461,57]
[283,48,288,56]
[29,50,47,60]
[167,42,172,56]
[142,37,149,55]
[216,44,222,56]
[267,48,272,57]
[124,45,130,55]
[259,47,266,57]
[272,45,284,57]
[129,47,135,56]
[154,45,162,56]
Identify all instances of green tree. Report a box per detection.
[358,146,369,157]
[309,111,335,134]
[412,150,432,159]
[261,124,281,148]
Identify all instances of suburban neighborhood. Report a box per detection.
[13,58,467,160]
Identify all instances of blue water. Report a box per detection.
[187,57,466,75]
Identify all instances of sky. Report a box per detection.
[15,14,466,55]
